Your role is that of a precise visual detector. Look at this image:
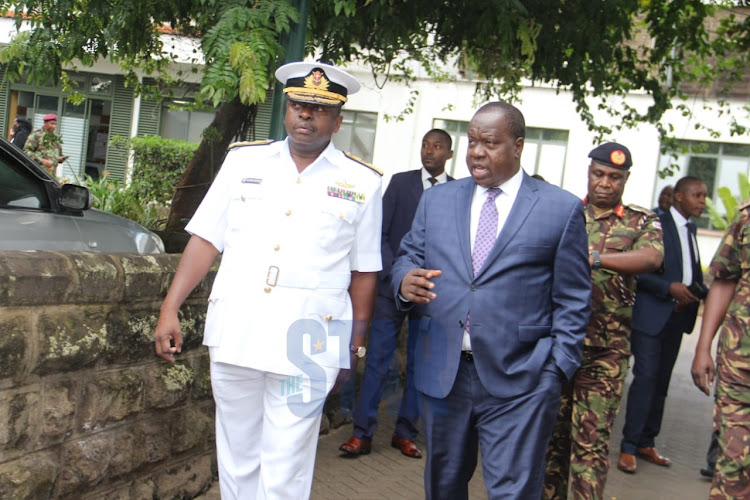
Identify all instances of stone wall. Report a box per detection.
[0,251,217,499]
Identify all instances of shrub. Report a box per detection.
[83,172,162,229]
[110,135,197,205]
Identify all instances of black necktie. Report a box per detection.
[687,221,699,279]
[428,177,438,187]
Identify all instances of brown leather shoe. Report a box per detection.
[617,452,637,473]
[339,436,371,456]
[391,434,422,458]
[637,447,672,467]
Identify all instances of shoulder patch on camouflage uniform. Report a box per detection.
[738,198,750,211]
[344,152,383,176]
[227,139,275,150]
[628,204,656,216]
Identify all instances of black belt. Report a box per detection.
[461,351,474,362]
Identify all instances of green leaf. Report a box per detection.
[739,172,750,202]
[705,197,728,231]
[717,186,738,223]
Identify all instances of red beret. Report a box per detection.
[43,113,57,121]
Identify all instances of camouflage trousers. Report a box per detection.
[543,346,629,500]
[710,358,750,499]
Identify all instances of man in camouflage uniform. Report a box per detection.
[691,200,750,499]
[543,142,663,500]
[24,113,65,177]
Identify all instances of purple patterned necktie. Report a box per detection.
[466,187,501,334]
[472,187,501,275]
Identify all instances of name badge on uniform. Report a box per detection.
[242,177,262,184]
[327,186,365,203]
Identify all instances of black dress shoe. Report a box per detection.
[339,436,371,455]
[700,466,715,478]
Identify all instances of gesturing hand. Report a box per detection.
[400,268,443,304]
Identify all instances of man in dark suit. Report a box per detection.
[392,102,591,499]
[617,176,708,472]
[339,129,454,458]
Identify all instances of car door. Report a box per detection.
[0,149,88,251]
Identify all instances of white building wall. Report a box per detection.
[344,64,748,259]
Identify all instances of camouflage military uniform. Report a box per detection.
[544,202,663,500]
[23,129,64,176]
[707,201,750,499]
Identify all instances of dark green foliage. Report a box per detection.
[118,136,198,206]
[309,0,748,147]
[83,173,161,229]
[91,136,196,229]
[2,0,747,141]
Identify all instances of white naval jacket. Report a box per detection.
[186,139,383,377]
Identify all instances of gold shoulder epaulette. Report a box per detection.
[628,204,656,216]
[738,198,750,211]
[228,139,275,150]
[344,152,383,176]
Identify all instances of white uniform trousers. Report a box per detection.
[210,358,339,499]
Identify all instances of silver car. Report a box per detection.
[0,137,164,253]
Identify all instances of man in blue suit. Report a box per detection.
[339,129,454,458]
[391,102,591,499]
[618,176,708,472]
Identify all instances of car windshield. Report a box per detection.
[0,152,50,209]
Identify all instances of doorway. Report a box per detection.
[8,91,112,181]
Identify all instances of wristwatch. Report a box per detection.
[591,250,601,270]
[350,345,366,358]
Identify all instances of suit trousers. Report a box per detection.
[422,355,562,500]
[352,292,420,441]
[210,356,338,500]
[621,315,685,454]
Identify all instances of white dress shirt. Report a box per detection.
[463,168,524,350]
[421,167,449,190]
[670,206,693,285]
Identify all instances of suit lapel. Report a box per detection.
[455,180,475,277]
[483,175,538,269]
[408,170,424,205]
[664,211,704,286]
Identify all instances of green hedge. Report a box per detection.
[111,135,198,205]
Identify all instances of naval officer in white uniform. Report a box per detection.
[154,61,382,499]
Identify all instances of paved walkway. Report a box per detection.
[199,318,717,499]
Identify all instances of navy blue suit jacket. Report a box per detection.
[380,169,453,281]
[632,209,702,335]
[391,173,591,399]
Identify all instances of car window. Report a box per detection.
[0,154,50,209]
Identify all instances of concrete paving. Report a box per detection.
[198,318,717,499]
